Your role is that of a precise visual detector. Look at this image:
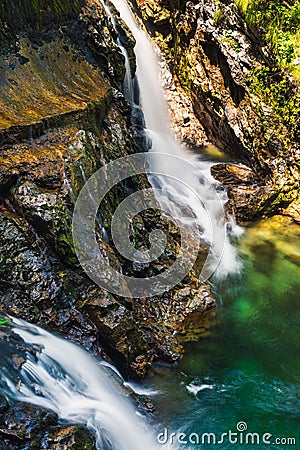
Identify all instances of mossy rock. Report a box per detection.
[11,181,77,265]
[0,0,85,47]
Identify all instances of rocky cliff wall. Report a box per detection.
[131,0,299,223]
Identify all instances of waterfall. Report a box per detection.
[64,177,76,204]
[100,0,134,103]
[1,317,173,450]
[118,40,134,104]
[109,0,242,278]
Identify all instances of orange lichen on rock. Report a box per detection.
[0,37,110,130]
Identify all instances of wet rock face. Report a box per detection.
[79,0,126,86]
[0,403,95,449]
[0,210,104,354]
[131,0,300,222]
[211,164,277,222]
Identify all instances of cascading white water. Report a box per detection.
[118,42,134,104]
[1,317,173,450]
[100,0,134,103]
[109,0,243,278]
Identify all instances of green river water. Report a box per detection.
[147,215,300,449]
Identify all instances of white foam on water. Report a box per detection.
[2,318,174,450]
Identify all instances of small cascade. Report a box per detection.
[0,317,173,450]
[64,177,76,204]
[29,124,33,145]
[100,0,134,104]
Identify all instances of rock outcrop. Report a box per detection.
[130,0,300,223]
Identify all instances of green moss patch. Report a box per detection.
[236,0,300,77]
[0,0,84,46]
[245,66,300,144]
